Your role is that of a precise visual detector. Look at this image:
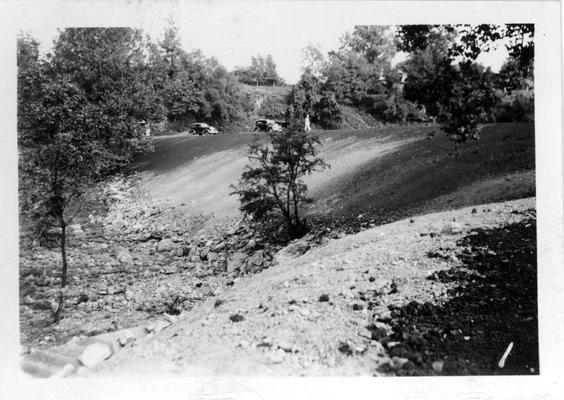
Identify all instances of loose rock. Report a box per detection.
[157,239,174,253]
[78,342,112,367]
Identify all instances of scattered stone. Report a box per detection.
[389,356,409,370]
[107,286,124,295]
[164,313,178,324]
[258,336,273,347]
[199,247,210,261]
[146,320,171,334]
[358,327,373,340]
[214,299,225,308]
[76,293,89,305]
[277,340,295,353]
[318,294,330,302]
[369,340,386,356]
[172,247,184,257]
[352,303,364,311]
[246,239,257,250]
[115,246,133,265]
[109,220,126,233]
[282,237,311,257]
[118,329,136,346]
[157,239,174,253]
[441,222,464,235]
[160,266,176,275]
[206,251,218,263]
[432,360,444,373]
[299,308,311,317]
[230,313,244,323]
[248,250,264,267]
[409,218,415,223]
[78,342,112,367]
[227,253,247,273]
[338,342,353,356]
[124,289,134,300]
[471,208,478,214]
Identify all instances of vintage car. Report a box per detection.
[188,123,219,135]
[253,119,283,132]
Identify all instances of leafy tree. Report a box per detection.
[436,62,498,144]
[496,57,534,93]
[18,29,160,322]
[313,91,343,129]
[301,42,327,79]
[397,24,533,142]
[400,26,456,117]
[230,123,328,238]
[234,54,284,86]
[340,25,396,65]
[286,70,321,120]
[151,26,248,129]
[397,24,534,64]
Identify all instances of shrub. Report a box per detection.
[230,123,328,238]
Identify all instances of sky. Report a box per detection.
[18,1,509,84]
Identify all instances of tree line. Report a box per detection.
[289,24,534,138]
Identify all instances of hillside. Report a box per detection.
[84,198,536,377]
[241,84,292,122]
[132,123,535,225]
[22,197,537,377]
[19,122,536,378]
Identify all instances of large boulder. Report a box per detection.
[115,246,133,265]
[247,250,264,267]
[78,342,112,368]
[108,220,126,233]
[280,236,312,257]
[157,238,174,253]
[227,252,247,273]
[207,251,218,263]
[199,247,210,261]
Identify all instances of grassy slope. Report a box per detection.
[131,123,535,224]
[308,123,535,225]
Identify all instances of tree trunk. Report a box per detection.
[54,222,67,323]
[60,223,68,288]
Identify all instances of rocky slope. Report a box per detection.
[51,197,536,377]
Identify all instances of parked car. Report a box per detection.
[188,123,219,135]
[253,119,283,132]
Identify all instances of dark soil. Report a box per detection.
[376,211,538,375]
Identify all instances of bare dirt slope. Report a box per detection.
[132,123,534,223]
[83,197,537,377]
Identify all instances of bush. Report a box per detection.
[362,94,424,123]
[492,91,534,122]
[257,96,287,119]
[313,92,343,129]
[230,124,328,238]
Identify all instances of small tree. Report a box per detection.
[18,29,159,322]
[231,122,328,238]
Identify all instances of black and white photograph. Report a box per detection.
[1,1,562,399]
